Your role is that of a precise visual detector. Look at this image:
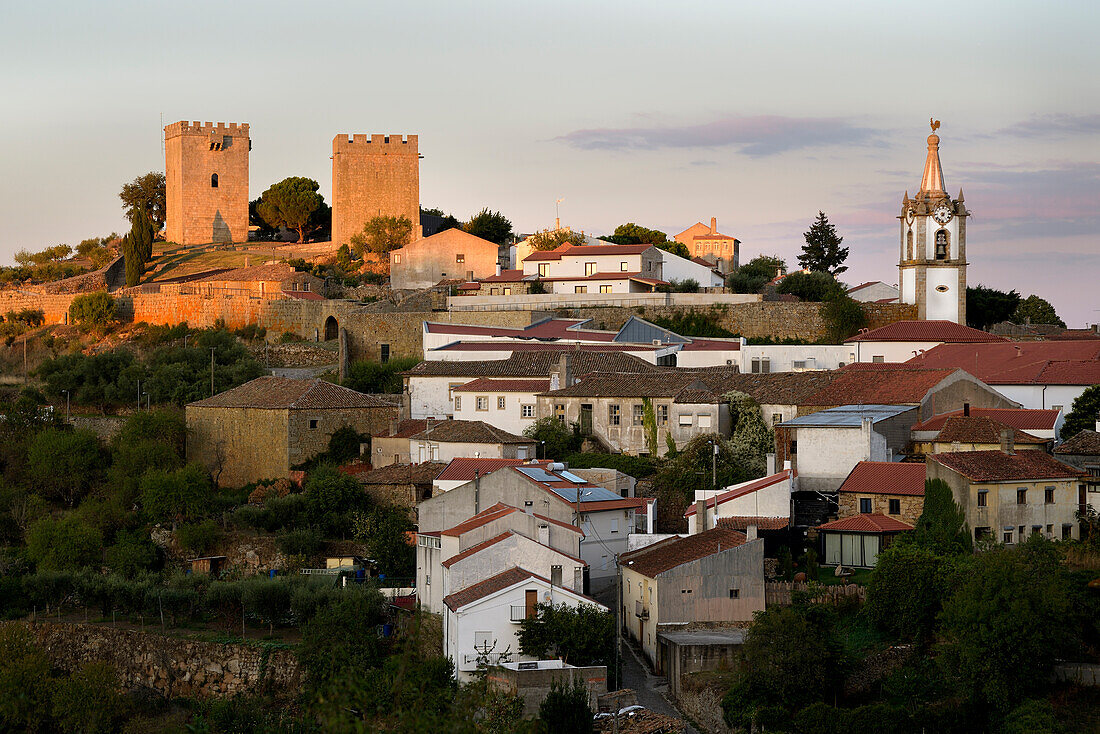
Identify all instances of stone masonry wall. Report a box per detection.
[165,121,250,245]
[838,492,924,525]
[331,133,420,248]
[5,621,300,700]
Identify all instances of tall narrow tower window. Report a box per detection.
[906,230,914,260]
[935,230,948,260]
[211,173,219,188]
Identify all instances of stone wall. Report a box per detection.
[40,256,126,294]
[165,121,250,245]
[4,621,300,700]
[331,133,420,248]
[486,664,607,717]
[838,492,924,525]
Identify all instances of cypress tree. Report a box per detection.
[798,211,849,276]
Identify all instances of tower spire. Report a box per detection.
[918,119,946,199]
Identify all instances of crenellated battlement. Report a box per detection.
[165,121,250,138]
[332,133,418,153]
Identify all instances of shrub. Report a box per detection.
[177,519,222,556]
[104,529,159,578]
[26,516,103,571]
[241,578,292,635]
[276,527,324,558]
[68,292,116,330]
[0,625,54,731]
[52,662,126,734]
[538,680,593,733]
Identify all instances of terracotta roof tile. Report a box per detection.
[523,243,654,261]
[817,513,914,532]
[933,416,1047,445]
[912,408,1060,433]
[404,351,661,378]
[187,377,391,410]
[847,320,1006,343]
[929,449,1085,482]
[801,367,957,406]
[1055,430,1100,456]
[200,263,301,282]
[619,526,748,578]
[440,502,583,538]
[408,419,532,445]
[436,458,551,482]
[542,373,720,403]
[716,516,791,531]
[440,531,587,569]
[374,419,429,438]
[443,567,532,611]
[837,462,926,496]
[683,370,840,406]
[356,462,446,485]
[904,341,1100,385]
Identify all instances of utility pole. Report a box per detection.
[23,337,27,384]
[210,347,216,396]
[137,380,141,410]
[712,440,718,493]
[613,554,621,734]
[63,389,70,423]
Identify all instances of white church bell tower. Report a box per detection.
[899,119,968,324]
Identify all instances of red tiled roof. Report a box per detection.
[619,526,748,578]
[188,377,391,410]
[453,378,551,393]
[929,450,1085,482]
[846,282,878,293]
[374,419,428,439]
[904,341,1100,385]
[684,470,793,516]
[932,416,1047,445]
[716,516,790,531]
[837,462,926,496]
[435,458,551,482]
[576,497,651,512]
[440,502,584,538]
[1056,430,1100,455]
[436,342,662,353]
[523,243,654,261]
[802,367,957,406]
[408,420,532,445]
[404,351,661,378]
[847,321,1006,343]
[817,513,914,533]
[457,282,481,291]
[441,531,587,569]
[482,269,528,283]
[357,462,446,485]
[692,232,737,241]
[444,567,535,611]
[912,408,1060,433]
[282,289,325,300]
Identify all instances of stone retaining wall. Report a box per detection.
[4,621,301,700]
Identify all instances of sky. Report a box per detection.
[2,0,1097,325]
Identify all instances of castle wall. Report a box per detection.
[165,121,250,246]
[331,134,420,248]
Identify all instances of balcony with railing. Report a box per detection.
[635,600,649,619]
[510,605,528,622]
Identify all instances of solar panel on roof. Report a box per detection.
[517,467,560,483]
[558,470,589,484]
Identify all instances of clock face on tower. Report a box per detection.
[933,204,954,224]
[905,207,915,225]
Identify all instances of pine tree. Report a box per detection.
[798,211,849,276]
[123,210,155,287]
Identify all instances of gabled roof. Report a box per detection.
[800,366,961,406]
[443,566,603,612]
[508,466,647,511]
[440,530,586,569]
[453,378,551,393]
[716,516,790,531]
[846,321,1006,343]
[837,462,926,496]
[929,450,1084,482]
[440,502,583,538]
[1055,430,1100,456]
[689,370,840,406]
[684,470,793,517]
[403,351,661,378]
[904,341,1100,385]
[375,419,428,439]
[817,513,913,533]
[619,526,748,578]
[932,416,1046,445]
[911,408,1060,433]
[541,372,721,404]
[435,458,551,483]
[779,404,915,428]
[523,243,655,262]
[187,377,390,410]
[406,420,532,445]
[357,462,446,485]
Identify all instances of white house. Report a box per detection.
[846,281,899,303]
[443,567,607,682]
[684,466,795,534]
[845,320,1007,363]
[452,378,548,435]
[738,344,856,374]
[659,249,725,289]
[371,419,536,467]
[521,243,666,293]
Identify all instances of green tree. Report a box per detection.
[353,504,415,577]
[68,292,115,331]
[523,417,582,459]
[938,538,1070,712]
[305,463,369,535]
[349,215,414,254]
[122,208,155,287]
[1012,294,1065,328]
[298,591,388,697]
[104,529,158,578]
[1000,699,1065,734]
[799,211,849,276]
[1061,384,1100,441]
[518,602,616,669]
[52,662,126,734]
[911,479,972,555]
[343,356,420,394]
[538,680,594,734]
[966,285,1021,330]
[820,294,868,342]
[241,578,291,635]
[463,208,513,246]
[421,207,462,234]
[27,428,104,507]
[776,270,846,302]
[255,177,325,243]
[728,255,786,293]
[726,391,774,476]
[107,410,186,504]
[651,433,758,532]
[528,228,586,251]
[327,425,367,465]
[865,544,950,643]
[26,516,103,570]
[601,222,668,245]
[0,625,55,732]
[119,171,166,229]
[139,463,213,526]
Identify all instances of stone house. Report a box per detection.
[926,445,1086,545]
[356,461,446,513]
[836,461,927,525]
[913,416,1048,455]
[452,378,549,436]
[390,229,499,290]
[619,526,764,670]
[186,377,397,487]
[673,217,740,273]
[1054,427,1100,492]
[911,406,1062,444]
[171,263,325,299]
[370,418,535,468]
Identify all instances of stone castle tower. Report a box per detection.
[164,121,250,246]
[898,121,968,324]
[331,134,420,248]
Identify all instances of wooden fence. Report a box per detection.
[765,581,866,607]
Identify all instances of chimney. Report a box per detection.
[474,470,481,513]
[783,459,792,471]
[539,523,550,546]
[389,419,398,436]
[495,264,502,276]
[963,402,970,417]
[550,564,562,587]
[710,217,717,235]
[766,453,776,476]
[694,500,707,533]
[558,354,573,387]
[1000,429,1015,455]
[746,524,758,542]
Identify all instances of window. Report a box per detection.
[454,396,462,411]
[621,261,629,272]
[656,405,668,426]
[554,404,565,421]
[1017,488,1027,505]
[502,287,511,295]
[889,498,901,515]
[474,631,492,651]
[456,253,465,263]
[610,518,619,534]
[789,440,797,454]
[680,588,693,594]
[632,404,644,426]
[772,413,783,425]
[425,574,430,585]
[599,285,612,293]
[906,229,914,260]
[750,357,771,374]
[977,490,988,507]
[698,414,712,428]
[872,355,885,363]
[975,527,992,541]
[380,344,390,363]
[729,588,740,599]
[538,263,549,277]
[609,404,621,426]
[521,404,535,418]
[792,360,806,370]
[476,397,489,411]
[575,286,587,293]
[1019,525,1025,539]
[601,555,608,571]
[859,498,873,514]
[309,419,318,430]
[1045,487,1055,504]
[394,253,402,264]
[210,173,219,188]
[678,413,693,426]
[498,396,506,410]
[1046,523,1053,535]
[1004,530,1013,544]
[646,261,652,272]
[584,262,596,276]
[1062,524,1073,540]
[935,229,948,259]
